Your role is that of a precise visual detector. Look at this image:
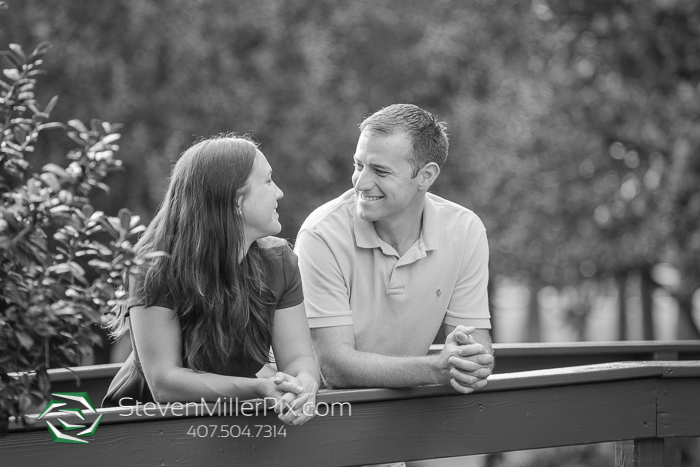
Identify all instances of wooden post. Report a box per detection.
[615,439,664,467]
[525,279,541,342]
[639,268,655,341]
[663,438,682,467]
[616,271,628,341]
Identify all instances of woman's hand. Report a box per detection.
[273,372,318,426]
[270,302,322,425]
[258,372,308,425]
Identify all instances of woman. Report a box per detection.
[104,135,320,426]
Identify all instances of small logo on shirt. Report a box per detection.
[435,288,442,298]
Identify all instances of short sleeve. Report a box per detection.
[275,245,305,310]
[294,229,354,328]
[444,225,491,329]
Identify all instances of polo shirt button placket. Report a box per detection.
[387,263,405,295]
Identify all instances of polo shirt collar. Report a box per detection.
[353,201,381,249]
[352,194,441,251]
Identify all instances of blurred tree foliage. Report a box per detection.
[1,0,698,339]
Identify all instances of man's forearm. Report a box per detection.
[319,347,443,389]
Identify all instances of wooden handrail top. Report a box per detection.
[431,340,700,356]
[12,360,700,432]
[38,340,700,383]
[43,362,123,382]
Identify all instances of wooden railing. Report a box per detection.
[45,340,700,405]
[2,342,699,466]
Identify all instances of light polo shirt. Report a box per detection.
[295,189,491,357]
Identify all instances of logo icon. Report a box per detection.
[37,392,103,444]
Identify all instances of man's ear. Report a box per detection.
[417,162,440,191]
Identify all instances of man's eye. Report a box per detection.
[353,163,362,170]
[375,170,388,177]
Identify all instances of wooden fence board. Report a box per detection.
[1,378,658,466]
[2,356,698,467]
[657,378,700,438]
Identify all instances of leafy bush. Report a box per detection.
[0,40,143,435]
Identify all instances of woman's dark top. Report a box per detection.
[102,240,304,407]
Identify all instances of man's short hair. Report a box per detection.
[359,103,449,177]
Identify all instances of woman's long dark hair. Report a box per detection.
[108,135,275,374]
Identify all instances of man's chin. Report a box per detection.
[357,208,379,222]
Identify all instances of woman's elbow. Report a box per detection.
[149,384,172,404]
[145,373,179,404]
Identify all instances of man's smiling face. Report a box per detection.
[351,131,422,224]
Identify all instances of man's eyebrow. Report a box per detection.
[367,162,392,171]
[353,157,392,171]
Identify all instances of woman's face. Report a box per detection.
[240,150,284,243]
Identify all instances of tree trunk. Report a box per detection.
[525,280,541,342]
[488,279,497,343]
[639,268,655,340]
[675,291,700,340]
[616,271,628,341]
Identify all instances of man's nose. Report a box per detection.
[353,167,373,191]
[276,184,284,200]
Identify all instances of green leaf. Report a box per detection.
[16,332,34,350]
[26,178,40,195]
[0,50,22,68]
[129,225,146,236]
[118,209,131,232]
[41,163,68,178]
[9,44,27,62]
[101,133,121,145]
[88,210,105,223]
[36,122,64,132]
[53,306,78,316]
[96,182,110,193]
[66,131,86,146]
[3,68,21,81]
[78,205,92,220]
[88,259,112,270]
[39,172,61,192]
[67,261,86,279]
[67,119,88,133]
[104,218,121,238]
[10,118,33,125]
[29,42,51,60]
[46,263,71,274]
[49,205,71,214]
[13,126,27,144]
[44,95,58,115]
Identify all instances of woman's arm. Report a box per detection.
[270,302,321,425]
[130,305,302,404]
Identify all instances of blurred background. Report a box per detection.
[2,1,699,465]
[2,0,699,352]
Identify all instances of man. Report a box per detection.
[295,104,493,393]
